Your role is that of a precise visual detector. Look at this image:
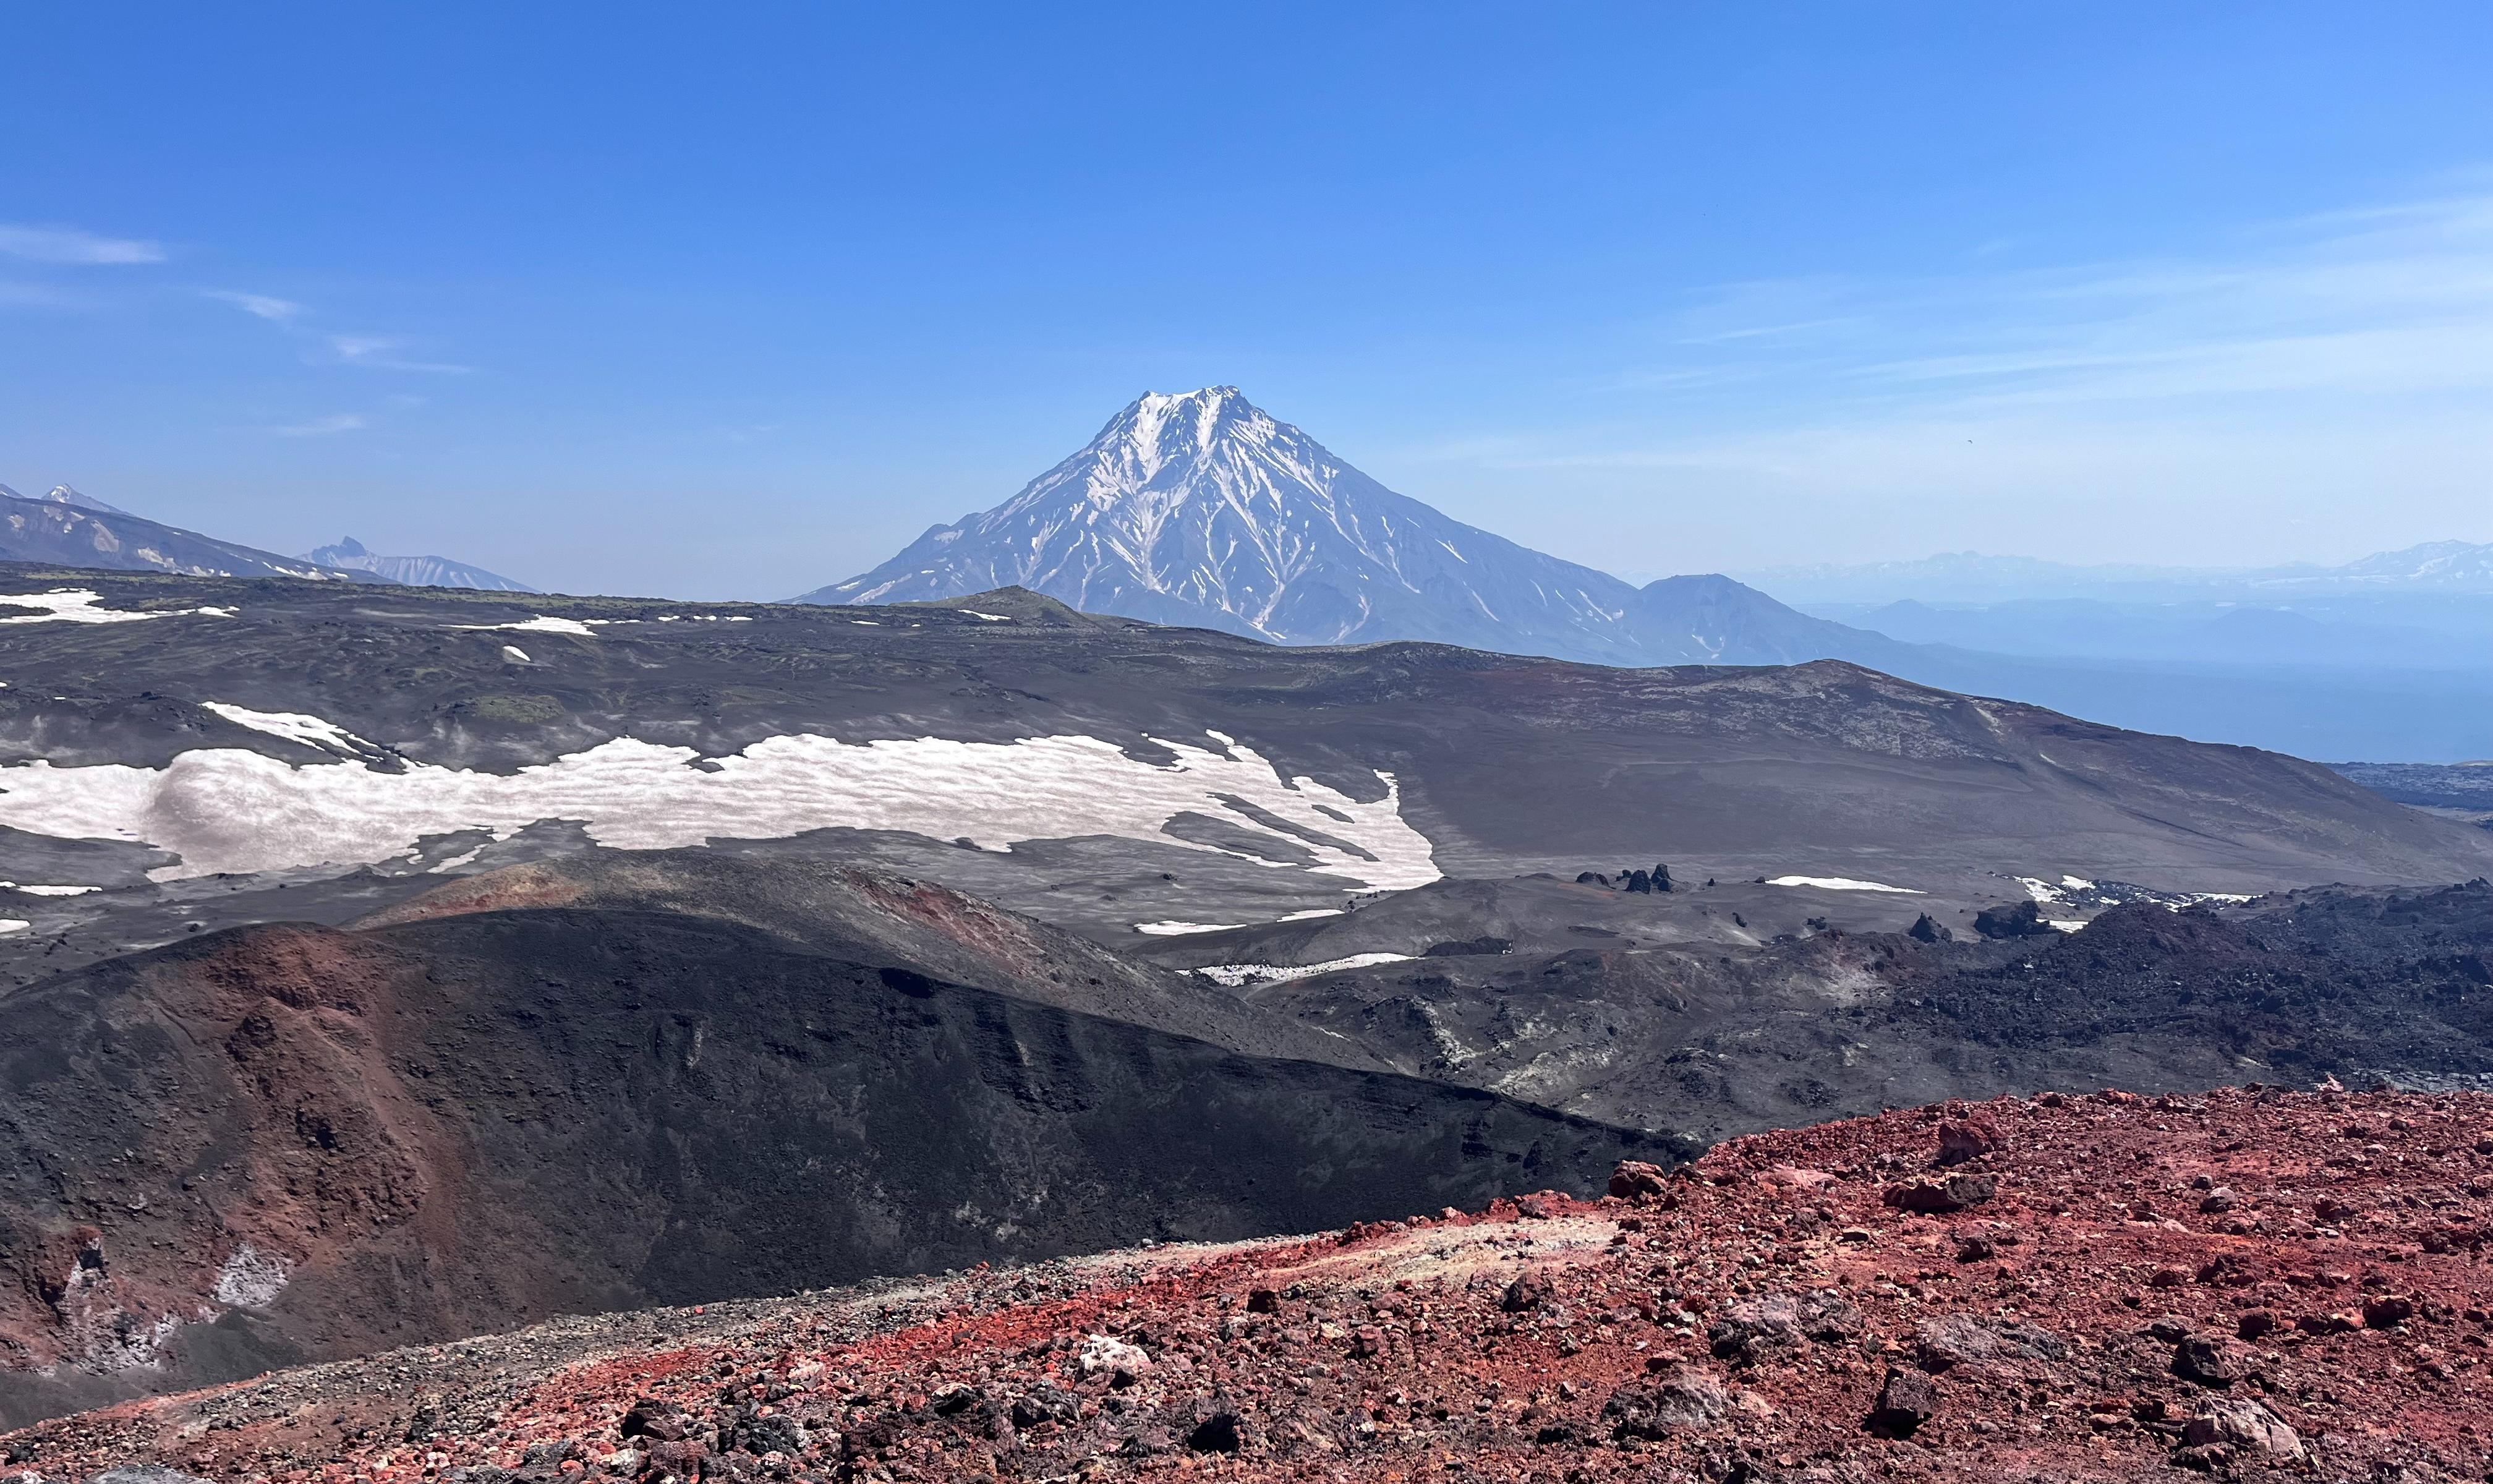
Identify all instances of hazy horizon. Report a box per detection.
[7,5,2492,601]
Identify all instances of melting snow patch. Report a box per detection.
[2048,919,2087,932]
[456,615,595,636]
[0,728,1443,889]
[211,1243,290,1308]
[0,589,231,625]
[1134,921,1246,936]
[203,702,374,754]
[1193,952,1414,987]
[0,919,27,934]
[960,610,1011,621]
[1277,907,1345,921]
[7,882,96,895]
[1765,876,1922,894]
[502,645,531,663]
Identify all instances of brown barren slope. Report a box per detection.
[12,1085,2493,1482]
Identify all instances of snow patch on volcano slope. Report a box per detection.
[1766,875,1922,894]
[0,728,1442,890]
[203,701,376,754]
[1193,952,1415,987]
[454,614,596,636]
[0,589,233,624]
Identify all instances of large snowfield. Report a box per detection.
[0,717,1443,889]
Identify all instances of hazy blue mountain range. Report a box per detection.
[304,536,537,592]
[804,389,2493,764]
[0,485,373,582]
[1744,542,2493,605]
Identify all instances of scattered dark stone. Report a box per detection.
[1502,1271,1556,1312]
[1881,1172,1997,1213]
[2198,1186,2236,1214]
[1624,869,1653,894]
[1245,1287,1281,1314]
[2180,1397,2303,1460]
[736,1413,808,1456]
[2148,1315,2194,1344]
[2363,1294,2416,1329]
[621,1400,689,1442]
[2173,1335,2254,1387]
[1709,1289,1864,1363]
[1915,1315,2067,1371]
[1575,871,1613,888]
[2236,1310,2279,1341]
[1609,1159,1671,1200]
[1974,900,2055,939]
[1651,863,1674,893]
[1009,1384,1079,1430]
[1935,1117,2002,1165]
[1907,913,1952,943]
[1423,936,1512,957]
[1867,1366,1938,1436]
[1183,1411,1241,1453]
[1601,1367,1729,1440]
[1953,1234,1995,1262]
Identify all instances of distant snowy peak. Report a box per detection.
[304,537,537,593]
[0,482,130,515]
[798,386,1886,668]
[41,484,128,515]
[0,487,369,582]
[2323,540,2493,587]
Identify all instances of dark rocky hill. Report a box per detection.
[0,899,1673,1425]
[1128,876,2493,1137]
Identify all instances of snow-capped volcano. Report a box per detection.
[799,387,1895,667]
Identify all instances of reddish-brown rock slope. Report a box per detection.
[12,1085,2493,1482]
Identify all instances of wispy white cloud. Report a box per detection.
[326,334,472,373]
[1399,186,2493,568]
[274,413,369,438]
[205,289,304,322]
[0,223,166,265]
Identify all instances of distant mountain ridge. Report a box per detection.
[1745,541,2493,604]
[799,387,1911,668]
[305,536,536,592]
[0,482,131,516]
[0,486,372,582]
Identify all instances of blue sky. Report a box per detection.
[6,3,2491,598]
